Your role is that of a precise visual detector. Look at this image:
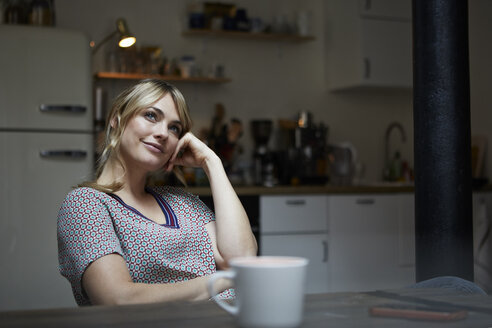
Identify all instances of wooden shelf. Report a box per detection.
[94,72,231,83]
[182,29,315,42]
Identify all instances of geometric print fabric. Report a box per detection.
[57,186,227,305]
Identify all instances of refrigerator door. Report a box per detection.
[0,25,92,131]
[0,131,93,310]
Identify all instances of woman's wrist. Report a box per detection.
[202,151,224,176]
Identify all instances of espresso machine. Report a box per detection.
[251,120,276,187]
[276,111,329,185]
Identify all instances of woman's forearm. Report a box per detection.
[99,276,220,305]
[84,254,232,305]
[202,154,258,261]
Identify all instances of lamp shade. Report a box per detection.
[116,18,136,48]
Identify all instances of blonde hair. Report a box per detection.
[81,79,192,193]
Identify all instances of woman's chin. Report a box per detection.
[141,161,168,173]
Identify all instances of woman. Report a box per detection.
[57,79,258,306]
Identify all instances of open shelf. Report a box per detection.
[94,72,231,83]
[182,29,315,42]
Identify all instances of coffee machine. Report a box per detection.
[251,120,276,187]
[276,112,329,185]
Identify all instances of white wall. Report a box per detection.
[55,0,491,183]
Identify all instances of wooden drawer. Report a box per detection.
[260,195,328,233]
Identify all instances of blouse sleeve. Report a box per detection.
[188,192,216,225]
[57,188,123,302]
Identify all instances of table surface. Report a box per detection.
[1,288,492,327]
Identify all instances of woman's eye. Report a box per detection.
[169,125,182,135]
[144,111,157,121]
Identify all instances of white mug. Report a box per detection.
[208,256,309,328]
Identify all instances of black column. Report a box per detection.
[413,0,474,281]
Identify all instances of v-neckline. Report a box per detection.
[109,188,180,228]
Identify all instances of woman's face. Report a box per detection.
[119,94,183,173]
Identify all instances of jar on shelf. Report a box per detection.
[28,0,53,26]
[0,1,4,24]
[179,55,196,78]
[4,0,28,24]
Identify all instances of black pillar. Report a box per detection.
[413,0,474,281]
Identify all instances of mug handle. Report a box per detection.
[207,271,238,315]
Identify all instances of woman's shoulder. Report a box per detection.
[63,186,112,203]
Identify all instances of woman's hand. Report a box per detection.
[164,132,217,172]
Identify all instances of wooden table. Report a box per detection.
[1,288,492,327]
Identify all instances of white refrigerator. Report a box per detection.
[0,25,93,310]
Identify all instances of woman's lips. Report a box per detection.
[142,141,163,153]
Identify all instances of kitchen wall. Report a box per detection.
[55,0,492,183]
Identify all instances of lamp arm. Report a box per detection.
[91,30,118,56]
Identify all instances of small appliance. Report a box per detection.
[250,120,276,187]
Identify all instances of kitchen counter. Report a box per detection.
[186,184,415,196]
[185,183,492,196]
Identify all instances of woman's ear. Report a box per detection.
[110,116,118,129]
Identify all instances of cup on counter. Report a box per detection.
[208,256,308,328]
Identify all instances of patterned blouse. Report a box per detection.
[57,186,229,305]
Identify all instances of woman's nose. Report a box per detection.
[154,123,169,139]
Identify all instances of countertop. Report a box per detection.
[186,184,415,196]
[185,183,492,196]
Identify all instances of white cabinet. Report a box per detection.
[327,194,415,292]
[261,234,329,294]
[325,0,412,90]
[259,195,329,294]
[259,193,416,294]
[473,192,492,293]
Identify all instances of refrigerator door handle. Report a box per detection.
[39,104,87,113]
[39,150,88,159]
[322,240,328,262]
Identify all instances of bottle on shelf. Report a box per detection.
[28,0,53,26]
[4,0,28,24]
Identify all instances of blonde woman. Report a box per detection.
[57,79,257,306]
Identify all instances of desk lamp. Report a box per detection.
[90,18,136,54]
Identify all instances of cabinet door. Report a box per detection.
[328,194,414,292]
[361,19,412,87]
[260,234,329,294]
[326,0,412,90]
[473,192,492,292]
[0,131,93,310]
[260,195,328,234]
[397,194,415,267]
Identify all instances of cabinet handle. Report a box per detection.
[39,104,86,113]
[286,199,306,206]
[356,198,375,205]
[39,150,87,159]
[322,240,328,262]
[364,58,371,79]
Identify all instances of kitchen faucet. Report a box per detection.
[384,122,406,180]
